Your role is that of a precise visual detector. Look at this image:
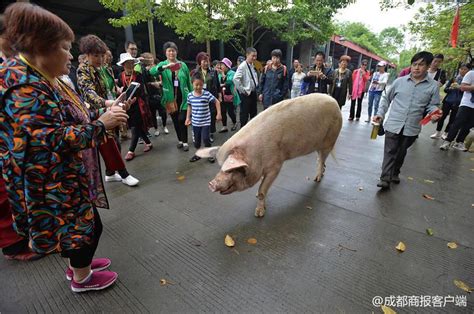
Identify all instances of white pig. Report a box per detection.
[197,93,342,217]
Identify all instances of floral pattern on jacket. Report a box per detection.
[77,61,107,110]
[0,57,107,254]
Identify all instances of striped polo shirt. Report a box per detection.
[187,90,216,127]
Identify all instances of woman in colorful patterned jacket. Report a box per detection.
[77,35,139,187]
[0,2,130,292]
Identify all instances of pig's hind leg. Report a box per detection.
[255,166,282,218]
[315,148,331,182]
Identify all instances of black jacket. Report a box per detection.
[303,65,333,94]
[258,64,289,108]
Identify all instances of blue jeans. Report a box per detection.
[192,125,211,149]
[368,91,382,118]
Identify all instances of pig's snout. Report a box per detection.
[208,180,217,192]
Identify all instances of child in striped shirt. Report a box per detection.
[185,73,222,162]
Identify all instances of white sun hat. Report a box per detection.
[117,52,138,66]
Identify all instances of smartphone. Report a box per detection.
[125,82,140,101]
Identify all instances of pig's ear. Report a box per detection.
[196,146,220,158]
[221,155,248,173]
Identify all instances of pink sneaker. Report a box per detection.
[143,144,153,152]
[71,271,118,293]
[125,151,135,161]
[66,257,111,280]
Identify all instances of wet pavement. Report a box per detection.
[1,98,473,313]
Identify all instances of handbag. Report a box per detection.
[223,94,234,103]
[165,100,178,114]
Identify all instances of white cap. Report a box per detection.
[377,61,387,67]
[117,52,138,66]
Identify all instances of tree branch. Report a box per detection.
[253,30,269,47]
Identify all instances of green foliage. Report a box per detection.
[100,0,354,55]
[335,22,403,61]
[407,1,473,75]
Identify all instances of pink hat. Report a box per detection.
[220,57,232,69]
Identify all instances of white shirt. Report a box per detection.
[368,72,389,92]
[233,61,258,95]
[460,70,474,109]
[291,72,306,90]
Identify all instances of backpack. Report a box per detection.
[264,64,287,77]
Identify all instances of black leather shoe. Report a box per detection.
[377,180,390,189]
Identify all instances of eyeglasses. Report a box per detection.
[362,63,367,66]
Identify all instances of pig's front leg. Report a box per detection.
[255,167,282,218]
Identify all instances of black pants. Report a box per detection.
[239,91,257,127]
[104,132,129,178]
[193,126,211,149]
[171,110,188,143]
[349,93,364,119]
[436,102,459,132]
[149,98,160,129]
[157,104,167,127]
[129,126,151,152]
[221,101,236,127]
[380,131,417,181]
[446,106,474,143]
[209,102,217,134]
[61,206,103,268]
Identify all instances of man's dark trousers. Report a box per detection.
[380,130,417,182]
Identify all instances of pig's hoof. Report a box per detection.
[314,174,323,182]
[255,207,266,218]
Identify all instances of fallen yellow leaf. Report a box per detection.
[306,205,313,210]
[407,176,414,181]
[177,175,185,181]
[160,279,167,286]
[426,228,434,236]
[224,234,235,247]
[447,242,458,249]
[247,238,257,245]
[424,179,434,184]
[470,169,474,172]
[422,194,435,200]
[381,305,397,314]
[454,280,473,293]
[395,242,406,252]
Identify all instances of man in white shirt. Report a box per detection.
[233,47,258,127]
[440,68,474,151]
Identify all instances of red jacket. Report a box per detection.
[351,68,371,99]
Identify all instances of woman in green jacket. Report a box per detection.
[217,58,240,132]
[149,42,192,151]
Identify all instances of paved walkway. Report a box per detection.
[1,98,473,313]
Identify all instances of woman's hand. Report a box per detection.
[185,118,191,126]
[216,113,222,122]
[112,92,136,111]
[98,107,129,130]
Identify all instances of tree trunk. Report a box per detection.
[206,0,212,59]
[206,40,211,59]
